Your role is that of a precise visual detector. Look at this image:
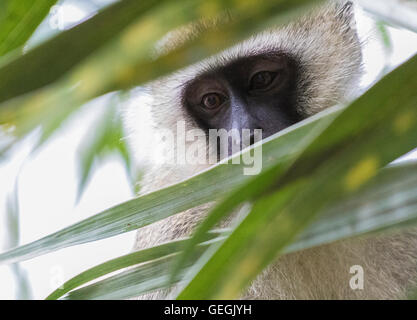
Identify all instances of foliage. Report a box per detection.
[0,0,417,300]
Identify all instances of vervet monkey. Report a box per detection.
[123,1,417,299]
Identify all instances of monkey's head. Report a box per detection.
[125,1,362,180]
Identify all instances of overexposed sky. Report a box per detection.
[1,3,417,300]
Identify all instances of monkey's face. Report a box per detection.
[135,2,362,168]
[183,53,303,155]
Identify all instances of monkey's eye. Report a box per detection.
[201,93,225,110]
[249,71,277,91]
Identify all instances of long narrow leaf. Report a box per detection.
[0,0,320,149]
[358,0,417,33]
[168,106,334,281]
[46,229,228,300]
[0,107,335,265]
[0,0,57,57]
[76,94,132,201]
[0,0,319,104]
[47,240,186,300]
[177,53,417,299]
[0,0,165,102]
[61,235,226,300]
[63,255,182,300]
[54,160,417,300]
[288,161,417,252]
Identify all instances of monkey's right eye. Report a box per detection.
[201,93,225,110]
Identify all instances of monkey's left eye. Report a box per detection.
[201,93,225,110]
[249,71,277,91]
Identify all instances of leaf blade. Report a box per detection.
[0,107,333,265]
[177,54,417,299]
[0,0,58,57]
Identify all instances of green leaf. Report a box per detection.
[168,107,333,282]
[376,20,393,54]
[4,43,415,267]
[176,160,417,299]
[177,53,417,299]
[5,180,33,299]
[50,159,417,300]
[0,0,57,57]
[0,0,320,103]
[63,254,184,300]
[0,106,335,265]
[76,93,132,201]
[358,0,417,33]
[0,0,165,103]
[0,0,320,150]
[287,161,417,253]
[47,230,228,300]
[0,0,174,152]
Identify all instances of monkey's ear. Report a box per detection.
[335,1,356,27]
[336,1,354,19]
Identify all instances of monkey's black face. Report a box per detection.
[183,53,303,154]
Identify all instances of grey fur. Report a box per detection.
[123,1,417,299]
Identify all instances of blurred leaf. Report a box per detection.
[5,182,20,248]
[0,0,174,154]
[0,126,16,160]
[358,0,417,33]
[376,20,393,55]
[409,287,417,300]
[10,264,32,300]
[288,160,417,252]
[0,0,57,57]
[0,0,320,152]
[76,93,132,201]
[0,0,166,103]
[177,53,417,299]
[5,180,33,299]
[0,0,319,102]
